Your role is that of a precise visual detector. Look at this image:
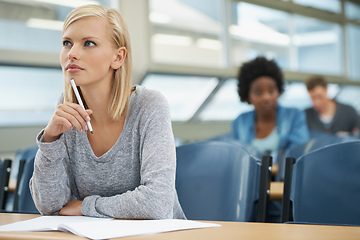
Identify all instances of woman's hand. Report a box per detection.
[43,102,92,142]
[58,199,83,216]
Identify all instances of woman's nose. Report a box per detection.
[68,45,80,60]
[262,92,272,101]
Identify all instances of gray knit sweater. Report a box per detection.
[30,85,186,219]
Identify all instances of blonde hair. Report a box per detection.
[63,4,132,120]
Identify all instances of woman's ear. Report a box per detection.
[111,47,127,70]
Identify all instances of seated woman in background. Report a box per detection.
[30,5,185,219]
[232,57,309,158]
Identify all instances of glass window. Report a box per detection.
[278,82,340,110]
[278,82,312,110]
[345,1,360,22]
[149,0,224,68]
[198,79,254,121]
[335,85,360,114]
[346,24,360,81]
[231,2,291,70]
[0,66,63,126]
[293,0,341,13]
[0,0,112,126]
[0,0,112,53]
[198,80,343,121]
[294,15,342,75]
[141,74,219,121]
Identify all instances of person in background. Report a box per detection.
[305,76,360,137]
[232,57,309,157]
[30,5,185,219]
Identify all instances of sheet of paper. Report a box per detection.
[59,219,221,240]
[0,215,111,232]
[0,216,220,240]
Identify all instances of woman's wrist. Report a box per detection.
[42,129,60,143]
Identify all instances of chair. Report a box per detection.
[12,145,39,180]
[175,141,272,222]
[281,141,360,225]
[278,134,358,180]
[208,133,263,160]
[12,145,39,213]
[0,159,12,210]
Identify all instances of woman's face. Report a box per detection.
[60,17,119,88]
[248,76,279,115]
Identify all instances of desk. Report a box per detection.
[0,213,359,240]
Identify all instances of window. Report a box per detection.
[141,74,219,121]
[293,0,341,13]
[149,0,225,67]
[278,82,312,110]
[198,79,253,121]
[231,2,290,70]
[346,24,360,81]
[0,0,112,53]
[0,66,63,126]
[345,1,360,22]
[335,85,360,114]
[294,15,342,75]
[0,0,112,126]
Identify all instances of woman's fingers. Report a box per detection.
[44,103,93,142]
[59,103,89,132]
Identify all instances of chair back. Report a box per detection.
[175,141,261,222]
[279,135,357,180]
[13,145,39,214]
[0,159,12,210]
[208,133,263,160]
[288,141,360,225]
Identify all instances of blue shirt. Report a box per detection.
[251,128,280,154]
[232,105,309,152]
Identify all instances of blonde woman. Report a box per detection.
[30,5,185,219]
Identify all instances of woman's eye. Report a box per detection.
[62,40,71,47]
[85,41,96,47]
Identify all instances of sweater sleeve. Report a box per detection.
[29,130,73,215]
[81,92,176,219]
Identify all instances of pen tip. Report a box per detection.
[90,131,93,134]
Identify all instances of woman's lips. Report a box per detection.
[66,64,84,73]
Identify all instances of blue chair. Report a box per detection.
[0,159,12,210]
[12,145,39,180]
[208,133,263,160]
[281,141,360,225]
[12,145,39,213]
[175,141,271,222]
[279,134,358,180]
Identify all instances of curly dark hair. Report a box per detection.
[237,56,284,103]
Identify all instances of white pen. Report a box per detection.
[69,78,93,134]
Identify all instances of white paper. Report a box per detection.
[59,219,221,239]
[0,216,112,232]
[0,216,220,240]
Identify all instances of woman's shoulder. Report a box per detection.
[233,109,255,125]
[129,85,170,113]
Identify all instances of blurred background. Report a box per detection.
[1,0,360,159]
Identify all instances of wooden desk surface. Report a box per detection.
[0,213,359,240]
